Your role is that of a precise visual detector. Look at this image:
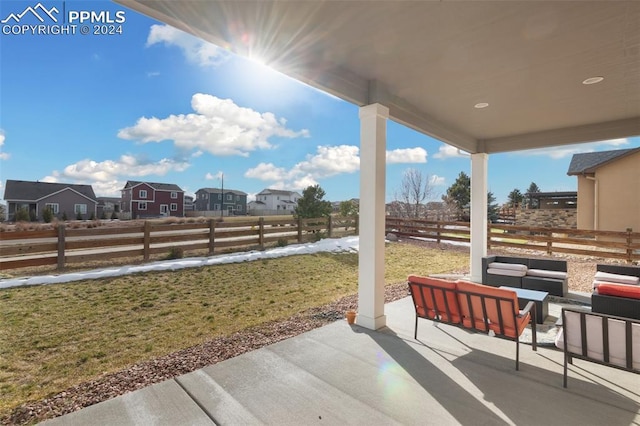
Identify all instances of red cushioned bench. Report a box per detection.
[407,275,537,370]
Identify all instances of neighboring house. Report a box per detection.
[195,188,247,215]
[3,179,97,221]
[525,191,577,210]
[567,147,640,232]
[249,189,301,215]
[184,195,195,212]
[97,196,121,219]
[121,181,185,219]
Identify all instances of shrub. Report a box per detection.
[89,212,96,221]
[166,247,184,260]
[29,209,37,222]
[110,212,118,220]
[15,207,30,222]
[311,231,326,242]
[76,211,83,221]
[42,206,53,223]
[276,238,288,247]
[62,211,68,221]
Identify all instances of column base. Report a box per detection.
[356,314,387,330]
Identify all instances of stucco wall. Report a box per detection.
[595,151,640,232]
[576,176,595,230]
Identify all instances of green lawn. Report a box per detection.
[0,241,468,418]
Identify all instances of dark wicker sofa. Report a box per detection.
[482,256,568,297]
[591,264,640,320]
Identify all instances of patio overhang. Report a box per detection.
[114,0,640,329]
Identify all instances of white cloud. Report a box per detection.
[430,175,446,186]
[205,171,223,180]
[386,147,427,164]
[146,71,160,78]
[59,155,189,182]
[244,163,290,181]
[433,145,469,159]
[245,144,429,190]
[0,129,9,160]
[519,138,630,159]
[41,156,190,196]
[118,94,310,157]
[147,24,229,68]
[293,145,360,178]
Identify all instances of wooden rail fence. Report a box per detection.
[0,216,358,271]
[2,216,638,272]
[385,217,640,263]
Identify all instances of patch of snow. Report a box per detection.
[0,236,360,290]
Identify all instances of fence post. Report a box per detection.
[57,224,65,270]
[143,221,151,261]
[297,217,303,243]
[327,215,333,238]
[546,231,552,255]
[208,219,216,255]
[259,217,265,250]
[627,228,633,263]
[436,222,441,244]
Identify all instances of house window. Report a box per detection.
[45,203,59,214]
[237,205,242,212]
[138,202,147,210]
[170,203,178,211]
[171,191,178,199]
[214,204,220,210]
[140,190,147,198]
[236,195,240,201]
[74,204,87,214]
[218,194,222,200]
[227,194,233,201]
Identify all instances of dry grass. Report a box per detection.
[0,241,468,418]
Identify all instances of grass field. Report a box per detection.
[0,241,468,418]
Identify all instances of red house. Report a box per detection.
[121,181,185,219]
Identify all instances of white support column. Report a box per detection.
[357,103,389,330]
[470,153,488,283]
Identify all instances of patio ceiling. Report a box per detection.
[115,1,640,154]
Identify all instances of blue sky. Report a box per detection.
[1,1,638,205]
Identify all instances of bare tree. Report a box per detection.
[392,168,435,218]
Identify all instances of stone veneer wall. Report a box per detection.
[517,209,577,229]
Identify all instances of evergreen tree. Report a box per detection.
[508,188,524,209]
[294,185,332,219]
[487,191,500,223]
[443,171,471,217]
[525,182,541,209]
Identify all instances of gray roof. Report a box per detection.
[196,187,247,196]
[123,181,184,192]
[3,180,97,202]
[257,188,300,196]
[567,148,640,175]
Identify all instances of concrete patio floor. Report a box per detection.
[42,297,640,425]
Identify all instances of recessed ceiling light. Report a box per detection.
[582,76,604,85]
[474,102,489,109]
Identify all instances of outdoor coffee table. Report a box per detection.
[499,286,549,324]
